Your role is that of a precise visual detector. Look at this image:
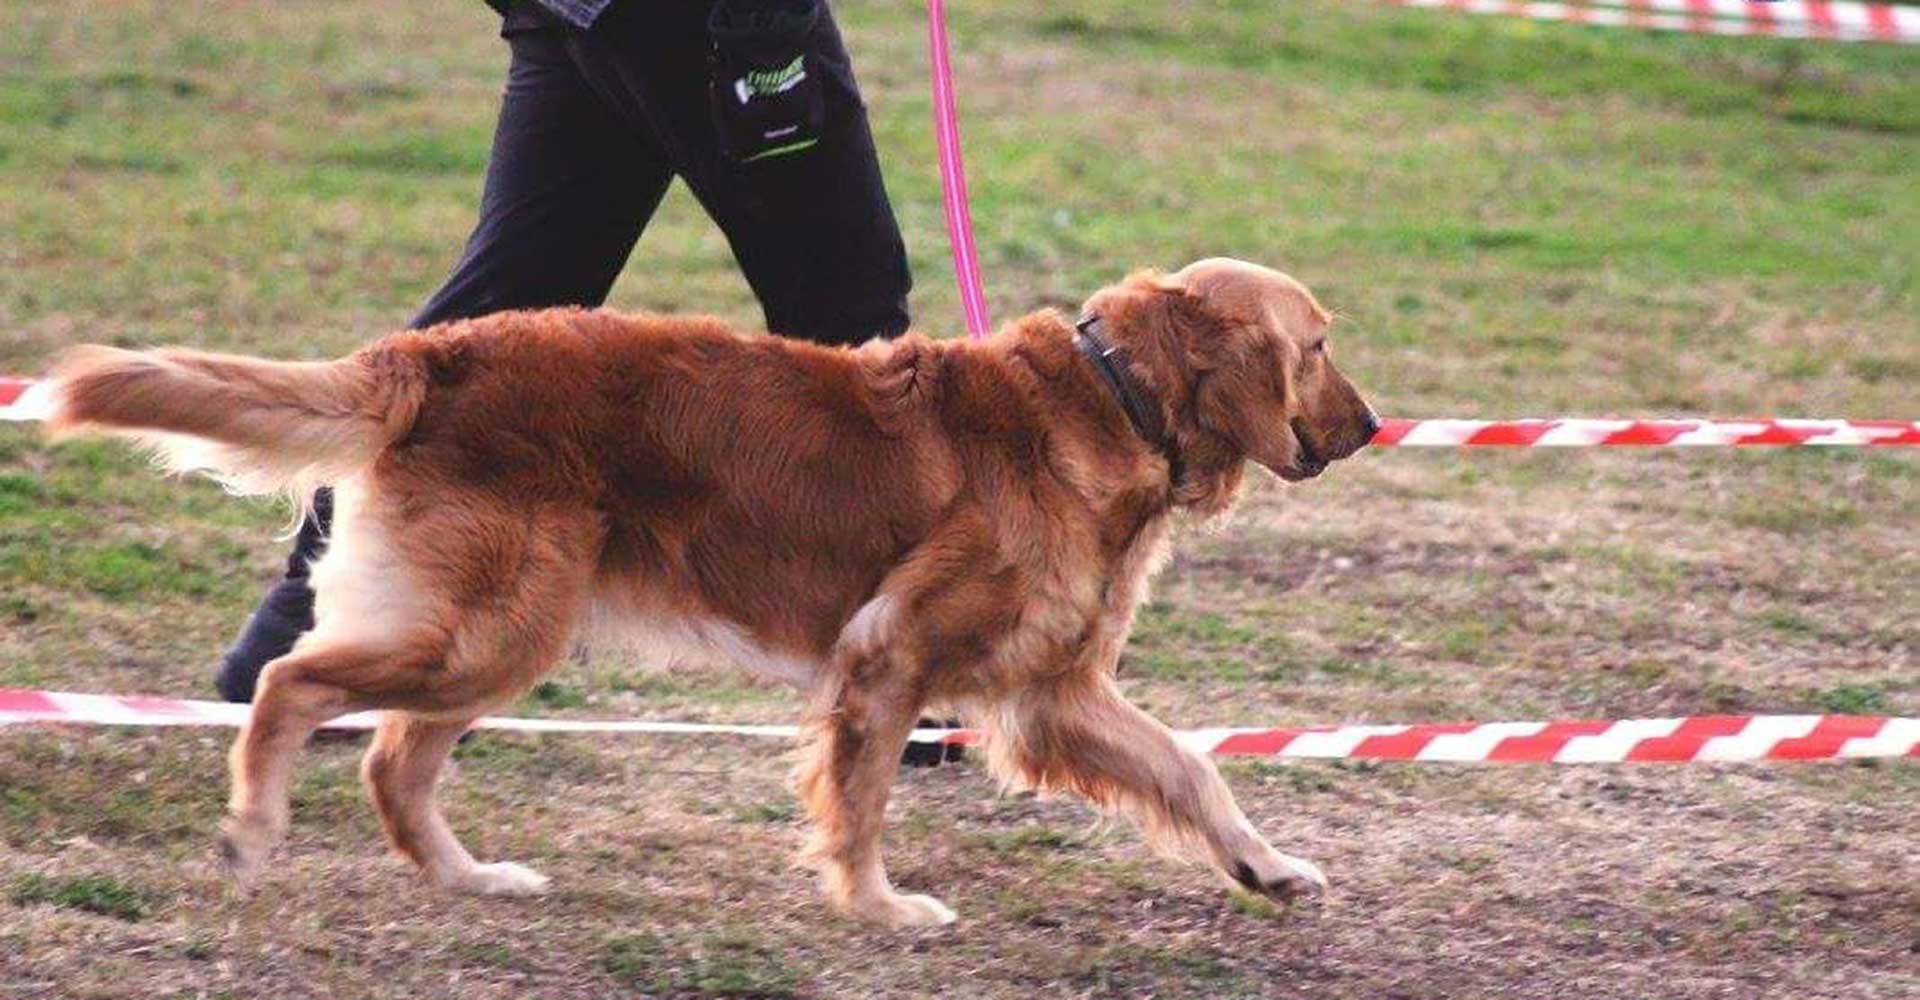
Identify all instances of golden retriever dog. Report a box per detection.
[47,257,1376,927]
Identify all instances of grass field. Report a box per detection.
[2,1,1915,997]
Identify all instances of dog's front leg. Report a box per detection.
[987,676,1328,904]
[796,660,954,928]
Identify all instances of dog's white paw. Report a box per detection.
[1229,849,1328,902]
[852,891,957,928]
[441,861,552,897]
[217,814,279,884]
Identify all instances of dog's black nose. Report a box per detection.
[1363,410,1383,441]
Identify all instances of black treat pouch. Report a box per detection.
[708,0,827,163]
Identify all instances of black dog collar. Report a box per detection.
[1074,315,1181,483]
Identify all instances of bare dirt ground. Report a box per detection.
[2,0,1915,997]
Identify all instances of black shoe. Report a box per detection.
[901,718,966,768]
[214,575,315,703]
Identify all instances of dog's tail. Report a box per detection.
[46,344,426,506]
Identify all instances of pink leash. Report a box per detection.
[926,0,991,339]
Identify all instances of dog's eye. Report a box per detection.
[1309,340,1327,355]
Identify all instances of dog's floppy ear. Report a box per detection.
[1190,328,1296,478]
[1140,270,1305,484]
[1094,274,1265,517]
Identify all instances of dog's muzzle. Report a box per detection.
[1280,417,1327,481]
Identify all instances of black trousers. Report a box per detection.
[427,0,911,339]
[218,0,910,700]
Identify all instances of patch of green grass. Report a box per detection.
[1089,942,1243,992]
[1579,544,1693,596]
[1123,605,1302,682]
[1697,680,1756,712]
[1615,659,1673,690]
[1149,610,1261,646]
[1847,355,1917,384]
[1025,1,1920,132]
[1761,609,1818,637]
[1232,760,1340,794]
[1315,656,1423,689]
[970,824,1088,855]
[730,800,797,824]
[0,593,43,624]
[990,887,1056,926]
[291,757,373,829]
[313,133,486,175]
[451,732,606,785]
[0,527,249,604]
[596,665,787,708]
[0,472,45,514]
[0,736,222,846]
[71,150,185,174]
[1438,847,1497,875]
[527,680,588,711]
[456,939,516,969]
[1817,685,1890,715]
[602,931,805,998]
[11,873,154,921]
[0,784,49,832]
[1729,496,1861,535]
[181,931,217,961]
[601,932,670,983]
[1226,889,1295,922]
[79,541,216,599]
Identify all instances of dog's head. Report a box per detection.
[1080,258,1377,514]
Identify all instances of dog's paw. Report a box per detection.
[217,815,276,883]
[850,891,958,928]
[1228,849,1328,903]
[440,861,552,897]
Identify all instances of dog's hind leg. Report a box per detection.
[361,712,547,895]
[345,503,595,896]
[350,595,578,896]
[220,641,429,881]
[985,676,1327,903]
[221,478,595,891]
[796,661,954,927]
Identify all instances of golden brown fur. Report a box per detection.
[48,258,1375,926]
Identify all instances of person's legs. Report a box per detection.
[570,0,913,345]
[217,6,671,701]
[700,3,914,346]
[409,13,670,328]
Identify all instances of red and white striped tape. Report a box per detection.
[1386,0,1920,44]
[3,689,1913,763]
[6,377,1915,447]
[1371,417,1920,447]
[0,688,803,739]
[1178,714,1918,762]
[0,376,54,422]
